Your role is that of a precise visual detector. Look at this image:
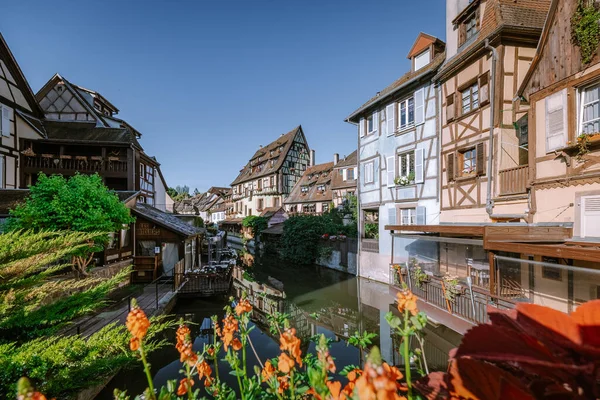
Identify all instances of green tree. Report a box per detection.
[242,215,268,240]
[0,230,174,398]
[5,173,135,276]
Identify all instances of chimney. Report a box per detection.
[310,150,316,167]
[333,153,339,165]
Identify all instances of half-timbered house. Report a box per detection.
[346,33,445,283]
[331,151,357,208]
[437,0,549,223]
[284,160,334,215]
[229,125,310,218]
[0,33,46,189]
[23,73,173,210]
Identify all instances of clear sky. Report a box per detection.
[1,0,445,192]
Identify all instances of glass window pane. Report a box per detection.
[400,102,407,127]
[408,98,415,124]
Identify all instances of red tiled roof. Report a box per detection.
[231,126,304,186]
[332,151,357,190]
[284,162,334,204]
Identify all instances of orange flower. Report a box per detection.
[354,358,406,400]
[198,360,213,382]
[232,337,243,351]
[220,314,239,351]
[279,327,303,366]
[176,324,191,353]
[178,341,199,366]
[396,290,418,316]
[277,375,289,394]
[278,352,295,373]
[261,360,276,382]
[327,381,344,400]
[235,298,253,315]
[30,393,48,400]
[176,378,194,396]
[126,304,150,351]
[207,347,215,357]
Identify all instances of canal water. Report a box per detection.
[97,255,462,398]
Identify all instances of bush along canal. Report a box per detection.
[96,255,462,399]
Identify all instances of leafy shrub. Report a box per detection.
[242,215,268,239]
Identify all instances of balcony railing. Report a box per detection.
[23,155,128,174]
[361,239,379,253]
[498,165,529,196]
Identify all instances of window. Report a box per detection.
[346,167,355,180]
[257,199,264,210]
[257,179,262,190]
[263,177,269,188]
[274,197,280,207]
[367,112,377,134]
[317,185,325,191]
[465,14,478,41]
[546,89,567,152]
[0,155,4,189]
[398,97,415,129]
[249,208,252,216]
[270,176,275,187]
[398,152,415,179]
[322,203,329,213]
[460,148,477,175]
[301,186,309,193]
[400,208,416,225]
[364,162,374,184]
[414,49,431,70]
[579,82,600,134]
[304,203,316,213]
[542,257,562,281]
[461,83,479,114]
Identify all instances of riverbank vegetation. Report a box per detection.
[20,291,599,399]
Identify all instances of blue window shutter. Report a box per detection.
[414,88,425,126]
[415,148,424,183]
[388,207,397,225]
[416,206,426,225]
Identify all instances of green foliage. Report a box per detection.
[364,222,379,239]
[168,185,191,201]
[0,316,174,399]
[6,173,135,236]
[242,215,268,239]
[192,216,204,228]
[572,0,600,64]
[348,330,378,350]
[343,193,358,222]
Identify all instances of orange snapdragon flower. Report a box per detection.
[177,378,194,396]
[278,352,295,373]
[126,302,150,351]
[354,358,406,400]
[235,298,253,315]
[279,327,303,366]
[277,375,290,394]
[176,324,191,352]
[261,360,276,382]
[220,314,239,351]
[232,337,243,351]
[178,341,199,366]
[396,290,418,316]
[197,360,213,386]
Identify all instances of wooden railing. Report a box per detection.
[23,155,128,174]
[498,165,529,196]
[361,239,379,253]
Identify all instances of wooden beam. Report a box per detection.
[384,224,485,236]
[485,240,600,263]
[488,250,497,297]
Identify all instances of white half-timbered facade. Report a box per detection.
[346,33,445,283]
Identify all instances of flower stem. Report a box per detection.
[234,357,246,400]
[185,363,193,400]
[403,309,413,399]
[212,329,220,381]
[290,368,296,400]
[139,343,156,400]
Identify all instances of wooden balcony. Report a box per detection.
[498,165,529,196]
[23,154,128,176]
[361,239,379,253]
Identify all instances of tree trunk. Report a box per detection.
[71,253,94,278]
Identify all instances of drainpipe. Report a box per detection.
[484,39,498,217]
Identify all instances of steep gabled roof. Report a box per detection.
[406,32,444,59]
[334,150,357,169]
[332,151,358,190]
[0,33,45,117]
[346,52,445,122]
[435,0,551,81]
[284,162,334,205]
[231,126,307,186]
[133,203,203,237]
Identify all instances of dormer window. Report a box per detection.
[459,8,479,46]
[317,185,325,191]
[414,49,431,71]
[301,186,309,193]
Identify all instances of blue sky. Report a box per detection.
[1,0,445,192]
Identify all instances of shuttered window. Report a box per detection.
[367,112,378,134]
[386,103,395,136]
[479,73,489,105]
[364,162,374,184]
[546,89,567,152]
[461,82,479,114]
[399,97,415,130]
[476,142,485,176]
[398,152,415,180]
[579,82,600,135]
[0,106,9,137]
[446,94,455,122]
[582,195,600,238]
[359,118,365,137]
[386,156,395,186]
[388,207,397,225]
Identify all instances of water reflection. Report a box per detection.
[97,256,461,398]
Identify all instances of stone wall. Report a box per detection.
[317,238,357,275]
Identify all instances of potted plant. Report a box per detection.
[412,264,430,288]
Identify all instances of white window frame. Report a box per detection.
[578,81,600,135]
[0,155,4,189]
[0,105,10,137]
[367,111,378,134]
[400,208,416,226]
[461,82,479,114]
[398,97,415,130]
[414,49,431,70]
[364,162,374,184]
[398,151,415,179]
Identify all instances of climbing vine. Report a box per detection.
[572,0,600,65]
